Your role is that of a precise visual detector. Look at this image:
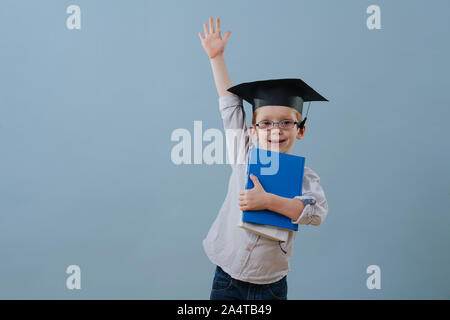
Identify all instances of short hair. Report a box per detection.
[251,108,303,127]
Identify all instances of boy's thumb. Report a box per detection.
[250,174,260,186]
[223,30,231,41]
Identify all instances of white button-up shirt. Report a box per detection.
[202,94,328,285]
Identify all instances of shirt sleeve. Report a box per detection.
[218,94,251,170]
[291,167,328,226]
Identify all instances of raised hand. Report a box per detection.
[198,17,232,59]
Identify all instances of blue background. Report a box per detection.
[0,0,449,299]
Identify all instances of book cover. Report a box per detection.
[242,147,305,231]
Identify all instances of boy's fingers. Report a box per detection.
[223,31,231,42]
[209,17,214,33]
[216,17,221,34]
[198,32,205,41]
[203,23,209,36]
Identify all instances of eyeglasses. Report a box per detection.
[253,120,300,130]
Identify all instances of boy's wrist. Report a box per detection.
[264,192,275,211]
[265,193,306,221]
[210,52,224,61]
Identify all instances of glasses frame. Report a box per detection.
[253,120,301,130]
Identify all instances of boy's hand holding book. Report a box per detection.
[239,174,270,211]
[240,174,305,222]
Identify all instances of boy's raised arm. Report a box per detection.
[199,17,250,167]
[210,54,233,98]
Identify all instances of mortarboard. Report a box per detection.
[227,78,328,129]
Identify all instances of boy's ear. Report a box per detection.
[296,125,306,139]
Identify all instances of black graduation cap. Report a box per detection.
[227,78,328,129]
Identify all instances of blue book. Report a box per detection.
[242,147,305,232]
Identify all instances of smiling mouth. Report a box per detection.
[268,139,286,145]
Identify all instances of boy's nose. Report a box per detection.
[270,127,282,134]
[270,125,280,131]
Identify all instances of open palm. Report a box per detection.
[199,17,231,59]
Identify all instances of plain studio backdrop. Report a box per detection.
[0,0,449,299]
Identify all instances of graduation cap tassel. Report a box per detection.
[299,101,311,129]
[305,101,311,119]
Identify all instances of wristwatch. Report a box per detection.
[302,198,316,206]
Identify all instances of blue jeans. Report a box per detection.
[210,265,288,300]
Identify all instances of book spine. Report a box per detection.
[245,153,251,190]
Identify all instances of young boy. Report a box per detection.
[198,17,328,300]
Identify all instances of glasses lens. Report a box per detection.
[280,120,295,129]
[258,121,273,129]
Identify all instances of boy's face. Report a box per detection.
[249,105,306,154]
